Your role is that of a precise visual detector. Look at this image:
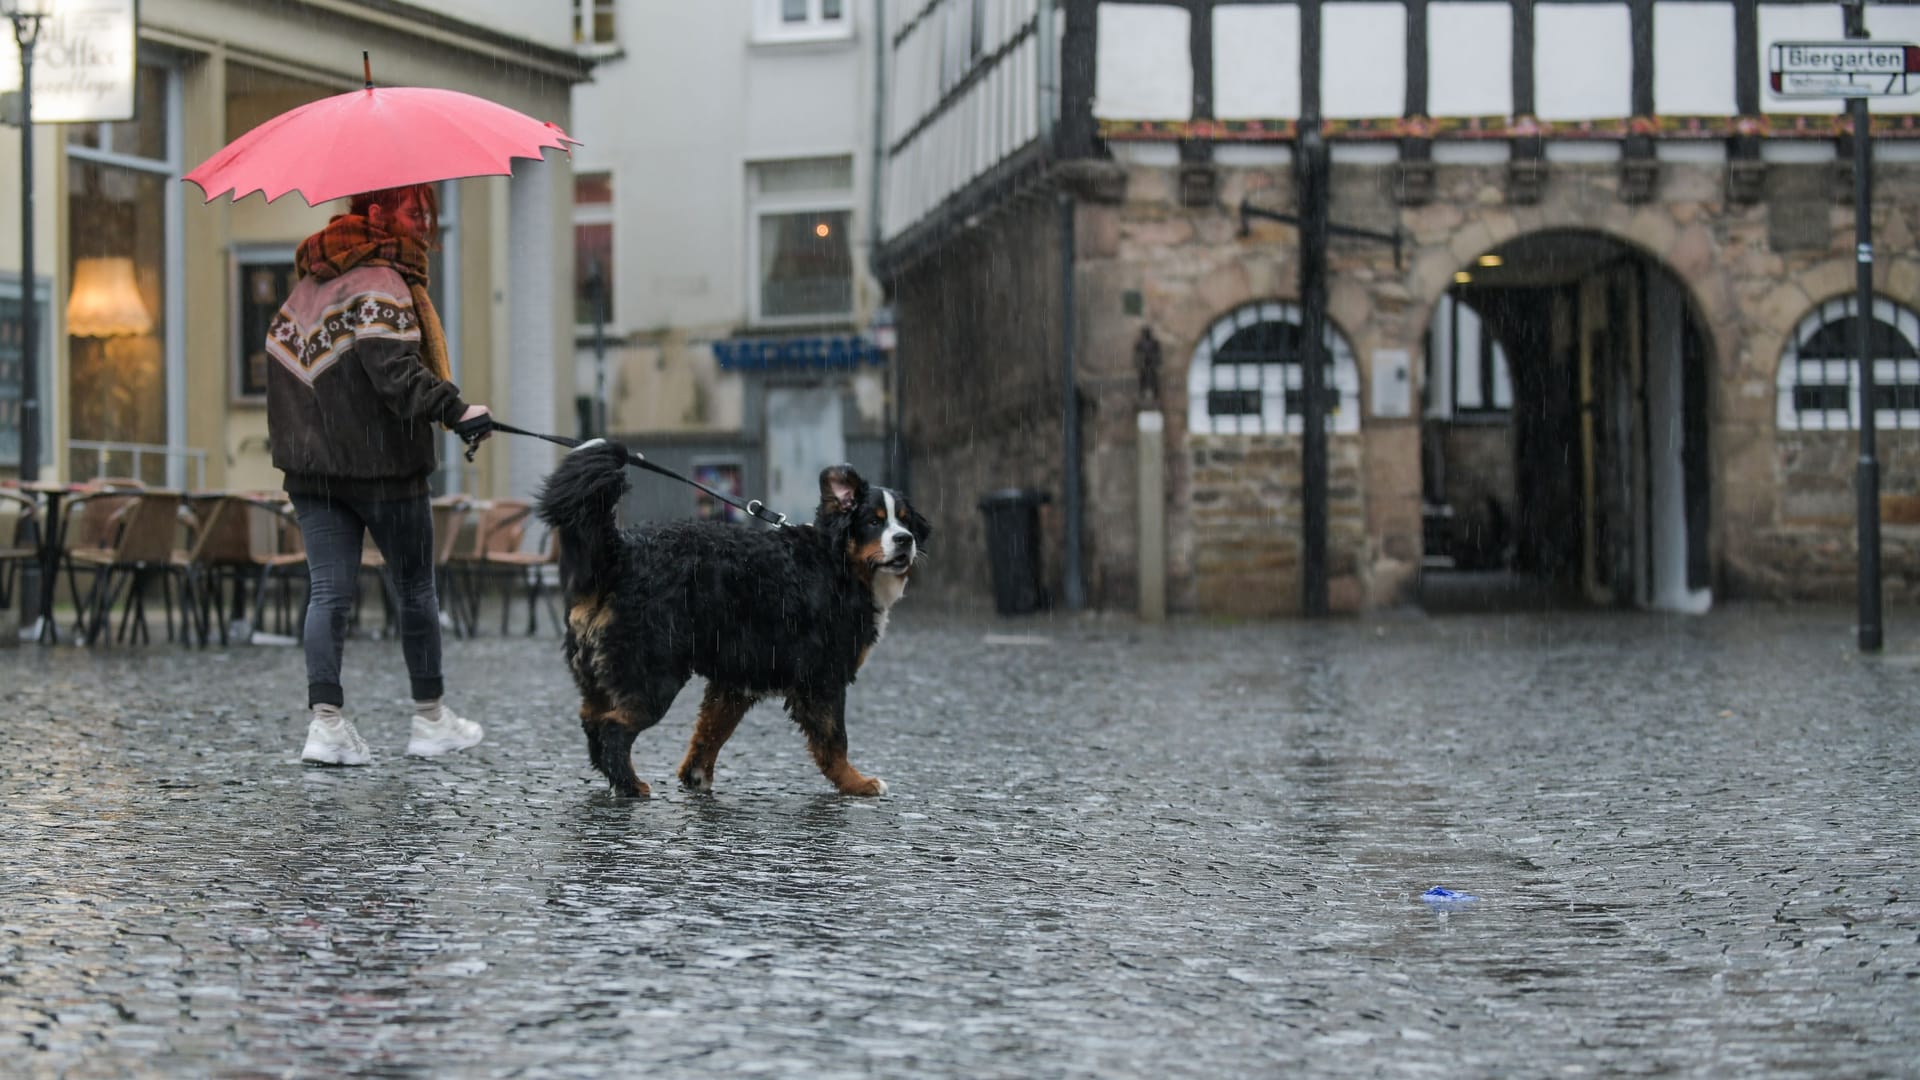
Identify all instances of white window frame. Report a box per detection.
[747,158,856,328]
[573,170,616,337]
[64,60,184,487]
[573,0,617,47]
[1776,295,1920,432]
[1187,301,1362,436]
[754,0,853,45]
[1426,290,1513,418]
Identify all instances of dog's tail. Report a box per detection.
[535,439,631,601]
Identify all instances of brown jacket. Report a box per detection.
[265,265,466,500]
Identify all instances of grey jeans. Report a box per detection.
[289,491,444,708]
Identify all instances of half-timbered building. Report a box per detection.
[876,0,1920,615]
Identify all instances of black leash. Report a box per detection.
[464,419,793,528]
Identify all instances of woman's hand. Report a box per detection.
[453,404,493,442]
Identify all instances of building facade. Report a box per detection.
[877,0,1920,615]
[566,0,891,525]
[0,0,586,503]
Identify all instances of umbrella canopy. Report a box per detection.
[184,84,580,205]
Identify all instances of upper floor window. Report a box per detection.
[757,0,850,43]
[749,157,854,325]
[1187,301,1361,436]
[573,0,616,46]
[574,171,614,328]
[1777,295,1920,431]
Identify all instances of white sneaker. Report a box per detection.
[302,710,372,766]
[408,704,484,758]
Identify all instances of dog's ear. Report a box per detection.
[900,499,932,545]
[818,464,865,515]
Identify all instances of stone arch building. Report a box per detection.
[875,0,1920,615]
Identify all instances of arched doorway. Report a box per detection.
[1420,231,1713,613]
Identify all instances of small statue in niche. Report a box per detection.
[1134,326,1162,408]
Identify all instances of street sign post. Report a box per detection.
[1768,24,1920,652]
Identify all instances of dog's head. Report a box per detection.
[817,464,930,581]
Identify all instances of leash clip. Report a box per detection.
[747,500,788,528]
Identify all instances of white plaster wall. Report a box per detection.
[1429,2,1511,117]
[1324,2,1406,119]
[1655,2,1737,115]
[1213,3,1301,119]
[435,0,573,50]
[1535,3,1631,120]
[1094,3,1191,120]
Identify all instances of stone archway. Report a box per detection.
[1418,229,1715,613]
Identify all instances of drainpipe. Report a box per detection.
[1054,0,1092,611]
[1038,0,1057,148]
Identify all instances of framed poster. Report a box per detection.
[0,277,51,470]
[691,457,744,522]
[233,248,295,403]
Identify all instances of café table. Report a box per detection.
[14,480,77,644]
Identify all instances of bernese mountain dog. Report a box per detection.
[535,439,930,798]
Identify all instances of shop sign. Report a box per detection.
[0,0,138,124]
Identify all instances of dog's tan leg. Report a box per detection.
[796,695,886,797]
[678,683,754,793]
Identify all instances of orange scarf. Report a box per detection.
[294,214,450,381]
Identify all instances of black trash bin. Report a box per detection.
[978,488,1051,615]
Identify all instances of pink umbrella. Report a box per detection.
[184,58,579,204]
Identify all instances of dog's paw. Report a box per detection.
[678,764,712,793]
[840,775,888,797]
[610,777,652,799]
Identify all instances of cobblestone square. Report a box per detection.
[3,607,1918,1076]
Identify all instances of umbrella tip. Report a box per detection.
[362,51,372,91]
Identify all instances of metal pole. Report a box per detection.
[14,11,39,482]
[1298,124,1330,617]
[1059,191,1085,610]
[1841,0,1881,651]
[1850,97,1883,651]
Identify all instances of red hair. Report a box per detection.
[348,184,440,247]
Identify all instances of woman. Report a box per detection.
[265,182,491,766]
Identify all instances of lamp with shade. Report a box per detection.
[67,256,153,338]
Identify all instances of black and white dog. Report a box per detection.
[535,439,930,798]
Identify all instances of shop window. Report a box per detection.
[574,171,614,328]
[1187,301,1360,436]
[748,157,854,325]
[65,63,174,480]
[1777,295,1920,431]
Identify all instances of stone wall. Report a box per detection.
[1188,435,1367,615]
[892,195,1068,611]
[1749,429,1920,604]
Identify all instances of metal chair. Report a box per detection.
[65,489,192,645]
[182,492,308,645]
[0,489,38,613]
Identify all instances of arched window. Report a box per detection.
[1777,296,1920,431]
[1187,301,1360,435]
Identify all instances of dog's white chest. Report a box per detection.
[871,573,907,641]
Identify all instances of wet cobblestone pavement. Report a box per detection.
[3,606,1918,1077]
